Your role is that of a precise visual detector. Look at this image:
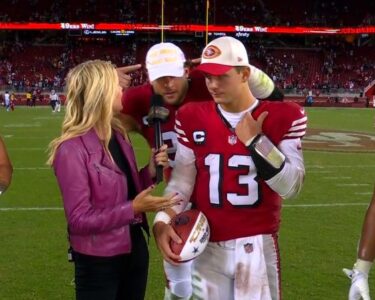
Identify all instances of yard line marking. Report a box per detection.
[323,176,352,179]
[336,183,369,187]
[0,203,370,211]
[3,135,13,138]
[33,117,63,120]
[307,165,375,168]
[8,106,51,110]
[308,170,332,174]
[283,203,368,208]
[14,167,50,170]
[0,207,63,211]
[355,192,373,195]
[8,148,46,151]
[3,123,41,128]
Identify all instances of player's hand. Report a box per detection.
[235,111,268,146]
[191,58,201,65]
[132,186,180,214]
[148,144,169,178]
[116,64,142,89]
[343,268,371,300]
[153,221,182,265]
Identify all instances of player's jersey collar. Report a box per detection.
[216,99,260,129]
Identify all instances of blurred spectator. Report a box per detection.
[4,91,10,111]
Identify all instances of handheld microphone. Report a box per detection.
[148,94,169,183]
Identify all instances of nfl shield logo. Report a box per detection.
[244,243,253,254]
[228,135,237,145]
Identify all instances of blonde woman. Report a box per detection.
[48,60,178,300]
[0,136,12,195]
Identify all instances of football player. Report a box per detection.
[153,36,307,299]
[343,185,375,300]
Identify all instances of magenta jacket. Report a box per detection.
[53,128,154,257]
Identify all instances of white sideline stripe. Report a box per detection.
[336,183,369,187]
[283,203,368,208]
[308,165,375,168]
[0,203,369,211]
[323,176,351,179]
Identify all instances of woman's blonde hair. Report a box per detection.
[47,60,126,165]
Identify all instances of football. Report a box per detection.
[170,209,210,262]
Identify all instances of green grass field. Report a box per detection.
[0,106,375,299]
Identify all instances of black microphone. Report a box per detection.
[148,94,169,184]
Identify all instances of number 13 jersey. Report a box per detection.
[175,100,306,241]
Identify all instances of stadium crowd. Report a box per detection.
[0,35,373,98]
[0,0,373,26]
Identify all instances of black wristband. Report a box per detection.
[247,135,285,180]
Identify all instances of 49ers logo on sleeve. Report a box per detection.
[203,45,221,59]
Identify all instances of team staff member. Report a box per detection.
[47,60,179,300]
[0,136,12,196]
[153,36,307,299]
[344,185,375,300]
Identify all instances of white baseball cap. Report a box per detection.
[196,36,250,75]
[146,42,186,82]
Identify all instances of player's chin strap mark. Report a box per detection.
[246,134,285,180]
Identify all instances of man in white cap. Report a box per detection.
[153,36,307,300]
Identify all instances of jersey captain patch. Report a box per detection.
[193,131,206,144]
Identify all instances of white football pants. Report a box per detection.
[192,234,280,300]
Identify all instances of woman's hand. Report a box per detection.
[132,186,180,214]
[148,144,169,179]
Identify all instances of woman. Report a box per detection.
[0,136,12,195]
[47,60,178,300]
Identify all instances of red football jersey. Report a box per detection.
[121,71,211,173]
[175,100,306,241]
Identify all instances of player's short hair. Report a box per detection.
[234,66,250,73]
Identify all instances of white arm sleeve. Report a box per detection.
[164,142,197,214]
[248,65,275,99]
[266,139,305,199]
